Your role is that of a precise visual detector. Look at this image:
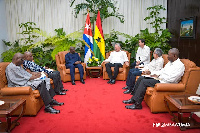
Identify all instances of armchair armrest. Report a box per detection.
[57,64,66,70]
[154,83,185,92]
[31,90,41,98]
[0,86,32,96]
[123,63,129,68]
[81,63,86,70]
[101,62,106,69]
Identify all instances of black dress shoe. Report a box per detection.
[122,86,128,90]
[80,79,85,84]
[72,80,76,85]
[122,99,135,104]
[110,79,116,84]
[125,103,142,110]
[56,91,66,95]
[61,89,68,92]
[44,106,60,114]
[123,89,132,94]
[107,79,112,84]
[50,100,64,106]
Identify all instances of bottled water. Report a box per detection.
[40,72,46,79]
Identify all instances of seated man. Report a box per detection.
[123,48,185,110]
[130,39,150,68]
[102,43,129,84]
[123,48,164,94]
[6,53,64,114]
[23,51,67,95]
[65,46,85,85]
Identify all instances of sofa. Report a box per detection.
[144,57,200,113]
[0,62,44,116]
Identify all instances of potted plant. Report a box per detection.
[87,56,101,67]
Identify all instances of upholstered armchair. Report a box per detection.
[55,51,86,82]
[0,62,44,116]
[144,58,200,113]
[102,50,131,81]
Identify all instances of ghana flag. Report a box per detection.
[93,10,105,62]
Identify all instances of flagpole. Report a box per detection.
[82,39,95,55]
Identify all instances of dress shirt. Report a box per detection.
[105,50,129,65]
[6,62,50,90]
[136,45,150,65]
[158,58,185,83]
[65,53,81,65]
[23,60,51,74]
[142,56,164,75]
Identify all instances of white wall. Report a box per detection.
[0,0,8,62]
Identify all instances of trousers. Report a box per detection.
[130,61,144,69]
[66,64,84,81]
[48,71,64,92]
[105,63,123,79]
[37,81,55,106]
[126,68,142,89]
[131,76,160,104]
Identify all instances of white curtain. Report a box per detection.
[5,0,167,42]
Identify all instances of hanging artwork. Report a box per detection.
[180,16,196,39]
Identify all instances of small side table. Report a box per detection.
[86,66,102,78]
[164,94,200,131]
[0,99,26,133]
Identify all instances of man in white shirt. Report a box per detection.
[103,43,129,84]
[131,39,150,68]
[123,48,164,94]
[123,48,185,110]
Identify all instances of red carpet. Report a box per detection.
[12,77,200,133]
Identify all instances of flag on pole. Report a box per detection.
[93,10,105,62]
[83,12,94,64]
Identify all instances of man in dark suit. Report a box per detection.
[65,46,85,85]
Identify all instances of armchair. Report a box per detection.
[144,59,200,113]
[55,51,86,82]
[0,62,44,116]
[102,50,131,81]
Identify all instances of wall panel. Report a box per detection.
[167,0,200,66]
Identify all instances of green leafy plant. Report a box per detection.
[103,30,139,63]
[54,28,66,37]
[70,0,124,25]
[31,47,56,69]
[1,22,85,69]
[30,28,85,62]
[1,40,30,62]
[50,38,76,60]
[144,5,167,33]
[18,22,40,45]
[139,5,171,53]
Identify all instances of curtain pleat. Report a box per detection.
[5,0,167,42]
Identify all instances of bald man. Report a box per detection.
[23,51,67,95]
[6,53,64,114]
[65,46,85,85]
[123,48,185,110]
